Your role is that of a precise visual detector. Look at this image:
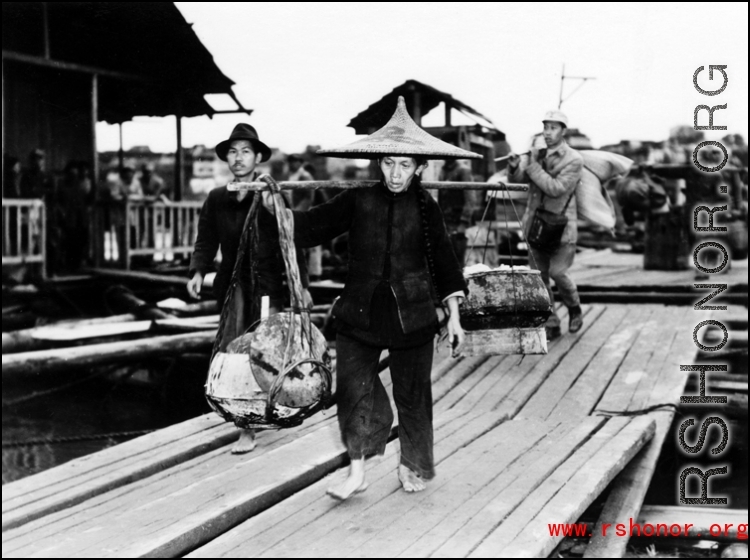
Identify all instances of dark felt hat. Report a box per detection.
[215,123,272,163]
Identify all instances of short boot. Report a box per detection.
[569,311,584,334]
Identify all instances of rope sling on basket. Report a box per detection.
[456,183,550,356]
[205,175,332,429]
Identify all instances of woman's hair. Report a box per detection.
[413,173,441,301]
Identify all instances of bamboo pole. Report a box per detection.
[227,180,529,192]
[2,330,216,377]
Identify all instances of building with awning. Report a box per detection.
[2,2,250,200]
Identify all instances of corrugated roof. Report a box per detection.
[348,79,497,134]
[2,2,247,123]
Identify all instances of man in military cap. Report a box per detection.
[507,110,584,339]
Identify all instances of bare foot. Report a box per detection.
[327,458,367,500]
[231,429,256,454]
[398,464,426,493]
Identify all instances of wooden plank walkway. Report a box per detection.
[585,303,745,558]
[570,249,748,292]
[2,302,701,558]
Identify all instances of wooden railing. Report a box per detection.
[95,199,202,269]
[2,198,46,276]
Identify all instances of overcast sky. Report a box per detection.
[96,2,749,156]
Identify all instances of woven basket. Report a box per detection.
[205,176,332,428]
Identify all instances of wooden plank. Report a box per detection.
[546,305,653,421]
[469,416,655,558]
[595,305,683,413]
[1,417,234,531]
[625,305,692,411]
[584,411,673,558]
[585,306,699,558]
[2,352,455,555]
[255,416,545,559]
[426,416,606,558]
[342,420,554,559]
[518,305,628,420]
[2,411,339,545]
[492,306,606,417]
[2,330,216,377]
[81,267,188,287]
[463,418,635,557]
[187,407,506,559]
[359,420,590,559]
[434,355,505,412]
[446,355,515,413]
[430,355,491,407]
[2,423,349,558]
[29,320,154,341]
[462,327,547,356]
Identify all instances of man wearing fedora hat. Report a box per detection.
[188,123,308,454]
[508,110,585,340]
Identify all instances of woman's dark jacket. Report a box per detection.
[293,181,467,338]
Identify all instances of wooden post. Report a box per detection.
[118,123,124,171]
[1,61,5,199]
[444,101,452,127]
[124,201,131,270]
[40,202,47,279]
[558,63,565,109]
[91,73,100,266]
[174,114,183,202]
[42,2,50,59]
[412,90,421,126]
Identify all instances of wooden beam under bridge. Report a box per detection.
[227,180,529,192]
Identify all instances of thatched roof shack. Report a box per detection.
[2,2,249,198]
[347,80,507,179]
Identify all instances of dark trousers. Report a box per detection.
[335,333,436,479]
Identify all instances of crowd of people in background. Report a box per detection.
[2,128,747,279]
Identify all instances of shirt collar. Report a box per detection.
[545,141,567,159]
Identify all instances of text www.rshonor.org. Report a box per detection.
[547,519,748,539]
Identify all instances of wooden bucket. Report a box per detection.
[459,268,550,355]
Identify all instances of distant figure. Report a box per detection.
[19,149,52,200]
[438,158,479,265]
[3,154,22,198]
[287,154,315,210]
[104,165,142,201]
[60,161,93,270]
[140,163,168,200]
[507,110,585,340]
[287,154,323,279]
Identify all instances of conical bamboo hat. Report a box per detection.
[318,96,483,160]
